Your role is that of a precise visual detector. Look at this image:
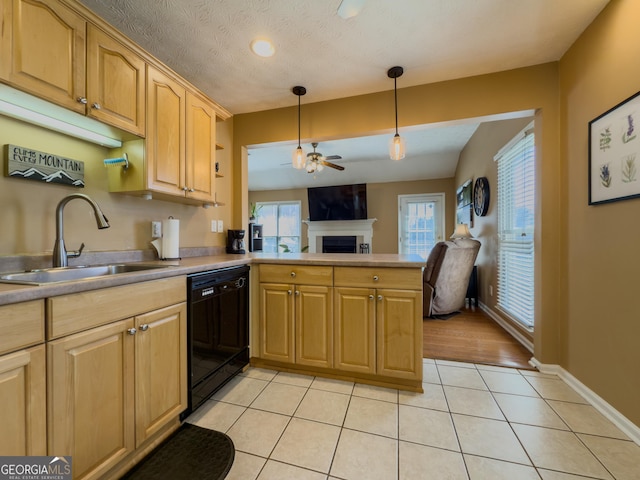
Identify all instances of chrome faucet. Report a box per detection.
[52,193,110,267]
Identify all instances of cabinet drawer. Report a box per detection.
[0,300,44,355]
[47,276,186,339]
[259,264,333,286]
[334,267,422,289]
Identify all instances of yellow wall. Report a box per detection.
[234,62,562,366]
[0,115,233,256]
[559,0,640,426]
[455,117,534,339]
[249,178,456,254]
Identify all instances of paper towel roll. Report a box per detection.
[162,217,180,259]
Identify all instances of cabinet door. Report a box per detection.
[376,289,422,380]
[260,283,294,363]
[295,285,333,368]
[86,25,146,136]
[185,91,216,202]
[334,287,376,374]
[0,0,86,113]
[48,319,135,480]
[135,302,187,447]
[0,345,46,455]
[146,66,186,196]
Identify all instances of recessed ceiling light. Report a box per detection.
[250,39,275,58]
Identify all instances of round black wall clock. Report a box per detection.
[474,177,490,216]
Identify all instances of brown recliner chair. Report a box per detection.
[423,238,481,317]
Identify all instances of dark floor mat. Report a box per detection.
[122,423,234,480]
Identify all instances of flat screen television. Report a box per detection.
[307,183,367,221]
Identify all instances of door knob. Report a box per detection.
[127,328,137,335]
[91,102,101,110]
[140,324,149,331]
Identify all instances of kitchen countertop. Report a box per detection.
[0,253,424,306]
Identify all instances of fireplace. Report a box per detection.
[303,219,377,253]
[322,236,357,253]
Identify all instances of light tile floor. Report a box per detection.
[186,359,640,480]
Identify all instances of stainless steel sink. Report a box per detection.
[0,263,172,285]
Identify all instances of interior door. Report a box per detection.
[398,193,445,259]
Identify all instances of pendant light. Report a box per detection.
[387,66,406,161]
[292,86,306,169]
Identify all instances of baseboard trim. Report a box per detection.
[530,358,640,446]
[479,302,534,353]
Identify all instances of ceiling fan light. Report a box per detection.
[389,133,406,161]
[317,162,324,172]
[292,146,306,169]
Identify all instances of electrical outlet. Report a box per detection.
[210,220,217,232]
[217,220,223,232]
[151,221,162,238]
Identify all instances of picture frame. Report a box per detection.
[456,179,473,227]
[588,90,640,205]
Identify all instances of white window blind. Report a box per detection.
[495,123,535,328]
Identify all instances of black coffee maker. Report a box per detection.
[226,229,246,254]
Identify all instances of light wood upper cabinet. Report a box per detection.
[0,0,87,113]
[86,24,145,135]
[146,66,186,197]
[185,92,216,202]
[134,302,187,448]
[145,66,218,203]
[47,318,136,480]
[0,345,46,456]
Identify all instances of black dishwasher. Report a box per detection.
[182,265,249,420]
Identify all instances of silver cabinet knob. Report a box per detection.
[369,294,374,300]
[377,295,383,301]
[373,275,379,281]
[188,188,195,192]
[287,289,292,295]
[77,97,87,104]
[181,186,189,191]
[290,272,296,277]
[127,328,137,335]
[295,290,300,296]
[91,102,101,110]
[140,324,149,331]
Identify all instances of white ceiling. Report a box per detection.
[78,0,609,190]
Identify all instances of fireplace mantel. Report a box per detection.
[303,219,377,253]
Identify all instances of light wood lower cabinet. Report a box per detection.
[48,302,186,480]
[334,287,376,374]
[0,299,46,456]
[256,264,423,389]
[259,265,334,369]
[134,303,187,447]
[47,319,135,479]
[46,276,187,480]
[0,345,46,456]
[375,288,422,380]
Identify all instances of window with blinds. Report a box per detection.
[495,122,535,328]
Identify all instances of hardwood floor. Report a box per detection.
[423,306,534,370]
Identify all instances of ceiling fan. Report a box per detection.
[305,142,345,173]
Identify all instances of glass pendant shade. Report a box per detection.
[389,133,406,161]
[292,146,306,169]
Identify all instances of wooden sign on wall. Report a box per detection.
[4,144,85,187]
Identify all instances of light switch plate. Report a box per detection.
[210,220,217,232]
[151,221,162,238]
[217,220,223,232]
